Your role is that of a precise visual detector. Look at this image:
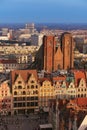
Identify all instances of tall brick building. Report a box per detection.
[61,32,74,70]
[35,32,74,72]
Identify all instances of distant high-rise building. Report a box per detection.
[25,23,35,34]
[31,34,44,46]
[2,28,9,36]
[35,32,74,72]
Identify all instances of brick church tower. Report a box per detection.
[61,32,74,70]
[34,32,74,72]
[43,33,74,72]
[43,35,55,72]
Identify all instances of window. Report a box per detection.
[31,85,34,89]
[23,103,25,107]
[27,91,30,95]
[17,97,22,101]
[31,102,34,106]
[18,81,22,84]
[34,97,38,100]
[18,103,22,107]
[31,80,34,83]
[23,91,26,95]
[14,97,17,101]
[27,102,30,106]
[35,90,38,94]
[27,97,31,100]
[23,97,25,100]
[35,102,38,106]
[78,89,80,92]
[36,85,38,88]
[14,86,17,89]
[18,85,22,89]
[14,91,17,95]
[81,84,83,86]
[81,89,83,91]
[14,103,17,107]
[27,85,29,89]
[31,97,34,100]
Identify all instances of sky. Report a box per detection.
[0,0,87,23]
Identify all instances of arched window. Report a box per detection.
[27,85,29,89]
[84,94,86,97]
[18,85,22,89]
[14,91,17,95]
[23,91,26,95]
[81,94,83,97]
[78,94,80,97]
[31,85,34,89]
[36,85,38,88]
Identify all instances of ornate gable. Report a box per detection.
[68,82,75,89]
[27,74,37,84]
[54,46,63,70]
[55,81,61,88]
[61,81,67,88]
[78,78,86,88]
[15,74,24,84]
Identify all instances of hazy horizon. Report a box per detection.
[0,0,87,23]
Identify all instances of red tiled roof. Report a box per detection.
[38,77,52,85]
[73,98,87,108]
[11,69,38,84]
[71,70,86,86]
[0,59,17,64]
[53,75,66,81]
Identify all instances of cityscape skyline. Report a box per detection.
[0,0,87,23]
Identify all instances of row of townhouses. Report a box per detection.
[0,69,87,115]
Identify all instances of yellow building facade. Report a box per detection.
[39,80,55,109]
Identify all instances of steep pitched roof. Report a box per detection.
[71,70,86,87]
[11,69,38,84]
[53,75,66,81]
[38,77,51,86]
[73,98,87,108]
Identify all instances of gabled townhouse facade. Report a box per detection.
[0,81,12,115]
[0,69,86,115]
[39,79,55,109]
[11,70,39,114]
